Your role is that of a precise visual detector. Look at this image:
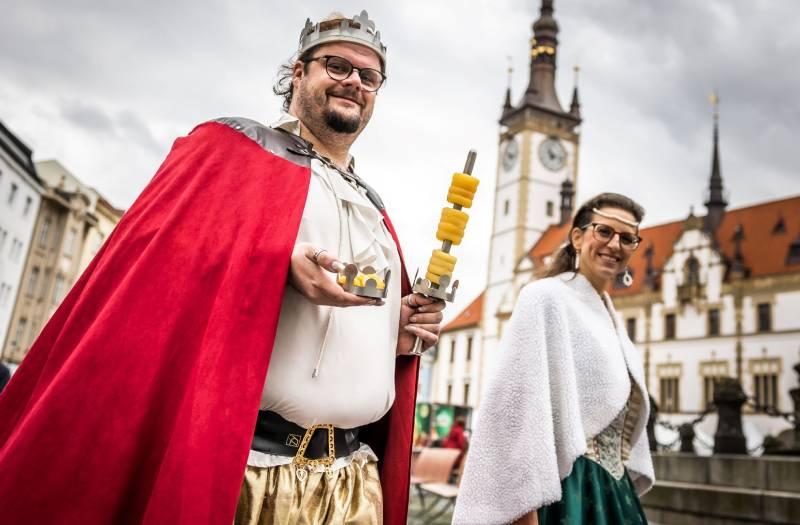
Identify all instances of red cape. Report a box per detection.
[0,121,419,524]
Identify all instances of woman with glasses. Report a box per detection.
[453,193,655,525]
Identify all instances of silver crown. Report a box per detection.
[298,10,387,67]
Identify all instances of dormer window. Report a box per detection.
[678,256,704,304]
[772,216,786,234]
[787,237,800,266]
[684,256,701,286]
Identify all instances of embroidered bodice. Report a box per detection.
[584,379,644,480]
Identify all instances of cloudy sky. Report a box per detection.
[2,0,799,318]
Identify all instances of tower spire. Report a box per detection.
[569,64,581,119]
[523,0,563,113]
[502,56,513,115]
[704,90,728,233]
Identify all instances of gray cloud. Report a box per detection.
[60,99,116,135]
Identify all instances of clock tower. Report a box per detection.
[482,0,581,383]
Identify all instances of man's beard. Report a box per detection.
[296,82,366,136]
[324,107,360,133]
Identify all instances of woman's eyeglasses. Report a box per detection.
[580,223,642,251]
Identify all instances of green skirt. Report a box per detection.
[538,456,648,525]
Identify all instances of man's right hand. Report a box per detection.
[288,243,381,307]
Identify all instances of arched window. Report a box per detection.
[684,256,700,286]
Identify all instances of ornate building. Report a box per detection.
[0,120,44,351]
[1,160,123,363]
[429,1,800,434]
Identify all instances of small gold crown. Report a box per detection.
[337,263,391,299]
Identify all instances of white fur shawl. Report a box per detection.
[452,272,655,525]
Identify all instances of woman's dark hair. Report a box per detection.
[537,192,645,279]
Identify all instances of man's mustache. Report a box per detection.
[326,88,364,107]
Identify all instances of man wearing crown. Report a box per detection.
[0,11,441,525]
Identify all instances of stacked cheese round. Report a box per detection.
[446,173,479,208]
[427,172,480,285]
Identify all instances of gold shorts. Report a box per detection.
[234,461,383,525]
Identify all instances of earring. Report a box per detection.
[574,252,580,270]
[622,268,633,287]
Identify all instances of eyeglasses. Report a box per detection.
[580,223,642,251]
[304,55,386,92]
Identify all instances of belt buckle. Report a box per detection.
[292,423,336,481]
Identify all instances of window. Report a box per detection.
[463,382,471,404]
[52,275,65,304]
[546,200,554,217]
[659,377,680,413]
[0,283,10,307]
[504,199,510,216]
[9,239,22,262]
[757,303,771,332]
[8,183,18,204]
[703,376,717,409]
[39,217,51,248]
[0,229,6,251]
[787,238,800,265]
[657,363,681,413]
[446,384,453,405]
[466,336,473,362]
[626,318,637,342]
[13,318,27,348]
[684,257,700,286]
[751,358,780,411]
[23,196,32,216]
[664,313,676,340]
[700,361,728,409]
[27,267,40,297]
[65,228,77,256]
[708,308,720,336]
[450,340,456,363]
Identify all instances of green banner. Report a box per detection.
[433,404,455,440]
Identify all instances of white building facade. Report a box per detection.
[429,293,484,408]
[614,205,800,417]
[0,121,43,351]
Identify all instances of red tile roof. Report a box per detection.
[529,223,571,266]
[442,291,484,333]
[714,195,800,278]
[611,219,684,297]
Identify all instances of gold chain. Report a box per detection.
[292,424,336,472]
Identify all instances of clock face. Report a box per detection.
[539,137,567,171]
[501,138,519,172]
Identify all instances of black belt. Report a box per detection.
[251,410,361,460]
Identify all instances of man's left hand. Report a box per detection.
[396,293,445,356]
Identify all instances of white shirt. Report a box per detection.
[258,113,401,430]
